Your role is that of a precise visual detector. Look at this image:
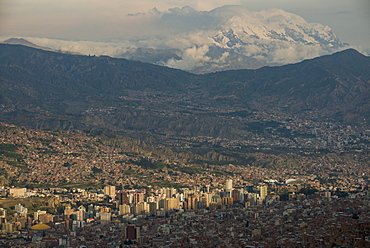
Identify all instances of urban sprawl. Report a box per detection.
[0,122,369,247]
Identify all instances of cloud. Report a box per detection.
[264,40,354,64]
[269,43,321,64]
[7,37,136,57]
[164,45,210,70]
[1,0,368,49]
[1,2,366,73]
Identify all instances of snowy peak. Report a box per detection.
[152,5,347,72]
[9,5,349,73]
[212,7,341,47]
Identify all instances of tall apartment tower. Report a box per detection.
[259,185,268,200]
[119,204,131,215]
[0,208,6,229]
[165,197,179,211]
[125,225,140,240]
[118,191,129,205]
[104,185,116,198]
[226,179,233,190]
[100,212,111,225]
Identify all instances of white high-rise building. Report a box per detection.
[99,212,111,224]
[15,203,27,214]
[226,179,233,190]
[76,206,87,221]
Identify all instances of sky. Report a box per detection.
[0,0,369,51]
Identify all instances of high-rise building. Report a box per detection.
[222,197,234,205]
[135,202,149,215]
[65,219,72,231]
[76,206,87,221]
[158,199,165,210]
[5,222,13,233]
[203,193,210,207]
[132,192,145,204]
[259,185,268,200]
[226,179,233,190]
[118,191,129,205]
[38,213,54,224]
[209,194,222,206]
[165,197,179,211]
[198,196,207,209]
[0,208,6,230]
[0,208,6,219]
[14,203,28,216]
[125,225,140,240]
[160,188,177,198]
[99,212,111,225]
[34,210,47,221]
[232,190,240,203]
[188,195,198,210]
[148,202,157,215]
[99,207,111,213]
[104,185,116,198]
[119,204,131,215]
[247,193,259,205]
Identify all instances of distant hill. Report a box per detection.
[0,43,369,141]
[3,38,40,47]
[2,38,83,55]
[206,49,370,122]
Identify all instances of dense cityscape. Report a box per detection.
[0,122,369,247]
[0,177,369,247]
[1,0,370,247]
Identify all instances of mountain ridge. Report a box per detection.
[0,44,369,139]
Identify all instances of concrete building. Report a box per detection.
[99,212,111,225]
[165,197,179,211]
[226,179,233,190]
[259,185,268,200]
[9,188,26,197]
[119,204,131,215]
[125,225,140,240]
[104,185,116,198]
[34,210,47,221]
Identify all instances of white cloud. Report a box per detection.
[12,37,136,57]
[164,45,210,70]
[243,44,264,56]
[218,52,230,63]
[1,2,367,73]
[1,0,368,49]
[267,42,338,64]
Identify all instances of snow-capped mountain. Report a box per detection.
[5,5,349,73]
[123,5,348,73]
[210,7,343,51]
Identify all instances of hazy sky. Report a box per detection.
[1,0,369,50]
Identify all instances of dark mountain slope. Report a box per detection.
[0,44,206,126]
[206,49,370,122]
[0,44,200,94]
[0,44,369,138]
